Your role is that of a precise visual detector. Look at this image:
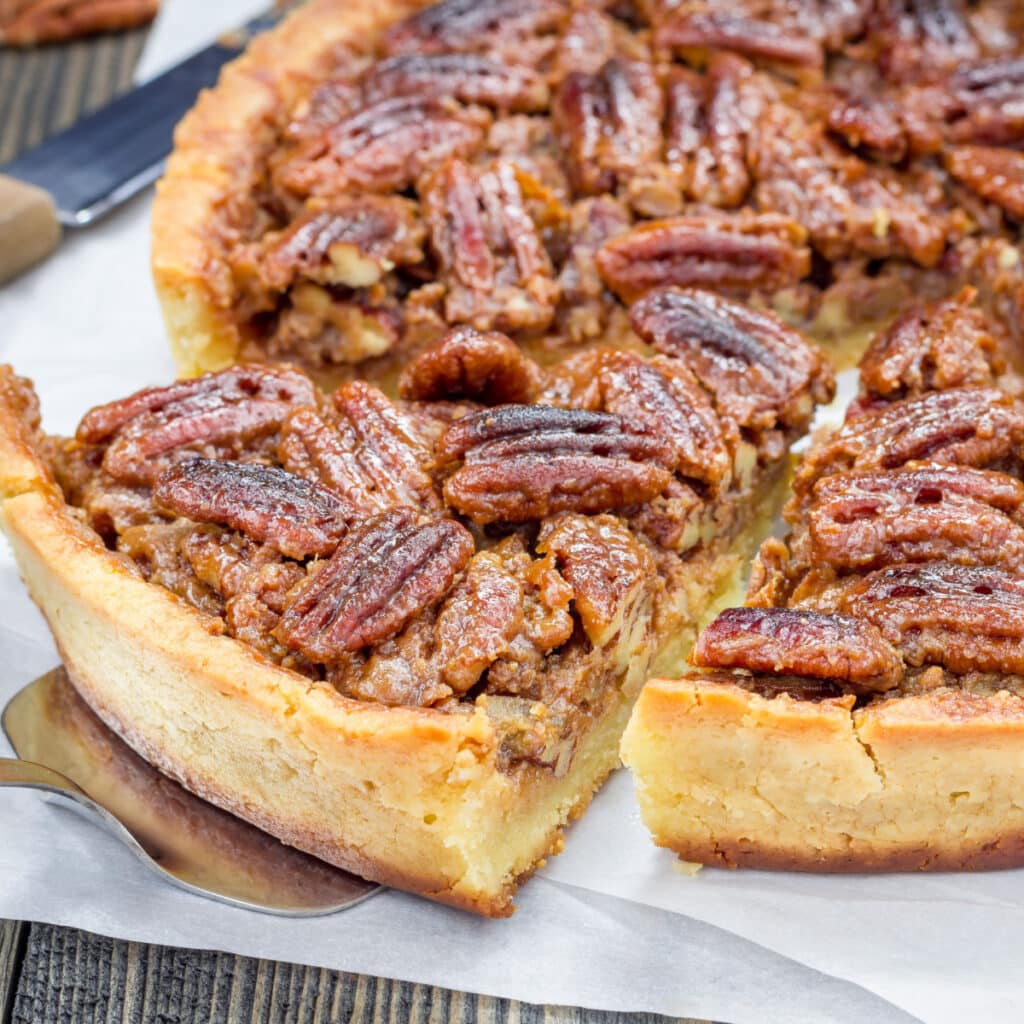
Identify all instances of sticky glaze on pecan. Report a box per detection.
[434,546,526,692]
[363,53,550,112]
[807,464,1024,573]
[398,325,542,404]
[805,562,1024,676]
[275,507,473,659]
[630,287,833,433]
[693,607,904,692]
[794,387,1024,495]
[655,10,824,68]
[595,351,733,492]
[79,366,316,487]
[280,382,439,516]
[537,513,656,648]
[945,146,1024,221]
[596,213,810,304]
[874,0,979,83]
[236,197,425,295]
[858,287,1003,399]
[421,158,559,333]
[383,0,567,62]
[275,95,488,198]
[947,58,1024,146]
[154,459,352,560]
[552,58,664,198]
[437,404,674,524]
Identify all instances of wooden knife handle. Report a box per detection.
[0,174,61,284]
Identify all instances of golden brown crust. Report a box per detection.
[150,0,432,377]
[622,676,1024,871]
[4,366,771,913]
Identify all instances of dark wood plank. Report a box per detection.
[0,27,148,163]
[6,923,706,1024]
[0,920,27,1024]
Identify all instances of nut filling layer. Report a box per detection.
[692,288,1024,704]
[179,0,1024,374]
[22,309,831,771]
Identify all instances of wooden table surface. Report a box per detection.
[0,24,706,1024]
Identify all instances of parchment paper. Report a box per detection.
[0,6,1018,1021]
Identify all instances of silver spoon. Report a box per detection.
[0,667,382,916]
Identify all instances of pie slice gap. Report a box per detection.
[622,288,1024,871]
[0,301,831,914]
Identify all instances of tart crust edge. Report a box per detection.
[621,676,1024,871]
[150,0,432,378]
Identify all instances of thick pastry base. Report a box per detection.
[621,676,1024,871]
[0,386,780,913]
[151,0,431,377]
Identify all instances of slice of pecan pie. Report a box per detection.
[0,300,831,913]
[152,0,1024,380]
[622,288,1024,871]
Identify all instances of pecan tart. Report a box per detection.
[622,288,1024,871]
[0,302,831,913]
[152,0,1024,380]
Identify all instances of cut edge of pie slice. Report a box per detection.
[622,288,1024,872]
[0,298,825,913]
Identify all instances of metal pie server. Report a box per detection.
[0,667,381,915]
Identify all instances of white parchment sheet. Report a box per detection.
[0,5,1019,1022]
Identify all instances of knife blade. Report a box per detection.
[0,7,282,284]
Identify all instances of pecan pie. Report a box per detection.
[0,302,830,913]
[622,289,1024,871]
[152,0,1024,379]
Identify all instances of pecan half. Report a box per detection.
[235,197,425,295]
[693,607,904,693]
[686,53,758,209]
[595,351,733,492]
[437,405,674,524]
[947,58,1024,146]
[275,96,488,198]
[945,146,1024,221]
[794,387,1024,495]
[537,513,656,650]
[630,287,833,433]
[807,464,1024,574]
[153,459,352,561]
[383,0,567,62]
[804,562,1024,676]
[873,0,978,83]
[434,544,526,693]
[398,325,542,404]
[858,287,1003,399]
[752,103,951,267]
[79,366,316,487]
[421,158,559,333]
[596,212,810,304]
[656,10,823,68]
[363,54,549,112]
[552,58,664,198]
[280,384,439,514]
[274,508,473,660]
[827,94,910,163]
